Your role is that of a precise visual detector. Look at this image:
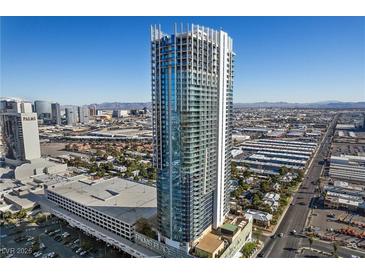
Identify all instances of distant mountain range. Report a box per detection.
[87,100,365,110]
[234,101,365,109]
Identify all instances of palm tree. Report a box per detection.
[332,242,339,257]
[308,237,314,250]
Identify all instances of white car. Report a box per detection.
[33,252,42,258]
[27,236,35,242]
[62,232,70,238]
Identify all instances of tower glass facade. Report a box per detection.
[151,24,234,245]
[51,103,61,125]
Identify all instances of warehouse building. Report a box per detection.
[235,139,317,175]
[324,190,365,214]
[329,155,365,183]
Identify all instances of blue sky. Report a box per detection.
[1,16,364,104]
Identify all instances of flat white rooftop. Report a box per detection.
[48,177,157,225]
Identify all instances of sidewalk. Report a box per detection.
[261,196,293,237]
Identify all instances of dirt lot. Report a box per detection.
[40,142,91,159]
[40,142,68,157]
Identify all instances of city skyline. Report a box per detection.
[1,16,365,260]
[1,16,364,105]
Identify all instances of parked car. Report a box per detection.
[48,231,56,236]
[47,252,56,258]
[27,236,35,242]
[62,232,70,238]
[33,251,42,258]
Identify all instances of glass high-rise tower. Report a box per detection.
[151,24,234,248]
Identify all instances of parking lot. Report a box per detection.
[307,207,365,250]
[0,215,131,258]
[331,142,365,157]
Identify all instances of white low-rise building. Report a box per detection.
[14,158,67,180]
[263,192,280,211]
[244,209,273,228]
[329,155,365,183]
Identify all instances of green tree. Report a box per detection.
[135,218,157,240]
[242,169,251,178]
[15,209,27,220]
[104,162,114,171]
[125,169,133,178]
[259,203,272,214]
[147,167,157,180]
[260,180,271,193]
[3,211,12,221]
[270,175,279,184]
[139,164,147,178]
[308,236,314,250]
[96,170,105,177]
[231,162,238,179]
[279,166,289,176]
[89,163,98,173]
[241,242,257,258]
[252,194,262,208]
[96,149,103,157]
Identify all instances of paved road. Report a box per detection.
[260,114,339,258]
